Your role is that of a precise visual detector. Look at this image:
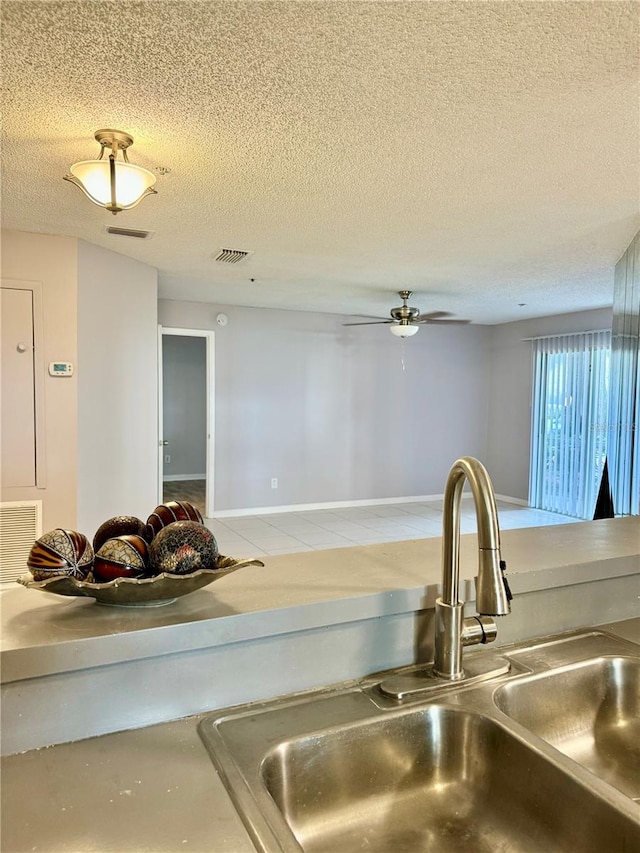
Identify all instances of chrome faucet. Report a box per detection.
[433,456,511,680]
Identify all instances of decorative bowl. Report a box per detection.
[16,555,264,607]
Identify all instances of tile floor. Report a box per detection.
[206,501,581,557]
[163,480,581,557]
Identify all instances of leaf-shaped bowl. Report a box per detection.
[16,555,264,607]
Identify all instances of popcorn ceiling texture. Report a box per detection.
[1,1,639,323]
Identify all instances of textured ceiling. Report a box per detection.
[1,1,639,324]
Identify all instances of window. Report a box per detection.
[529,331,611,519]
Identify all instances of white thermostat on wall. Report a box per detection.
[48,362,74,377]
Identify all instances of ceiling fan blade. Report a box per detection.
[418,318,471,325]
[419,310,452,320]
[343,320,393,326]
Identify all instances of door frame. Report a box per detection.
[158,327,215,517]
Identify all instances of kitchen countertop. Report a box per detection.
[1,517,639,753]
[3,517,639,682]
[2,615,639,853]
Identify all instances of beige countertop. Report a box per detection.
[2,616,639,853]
[1,712,255,853]
[1,516,639,753]
[2,517,638,662]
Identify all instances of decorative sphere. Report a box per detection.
[146,501,204,539]
[28,529,94,581]
[93,515,150,552]
[149,521,218,575]
[93,535,150,582]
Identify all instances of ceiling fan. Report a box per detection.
[343,291,471,338]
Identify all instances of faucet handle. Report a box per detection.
[500,559,513,603]
[476,550,511,616]
[462,615,498,647]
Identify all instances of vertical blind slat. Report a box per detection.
[529,330,611,519]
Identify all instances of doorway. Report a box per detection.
[158,327,215,517]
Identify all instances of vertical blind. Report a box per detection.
[608,231,640,516]
[529,330,611,519]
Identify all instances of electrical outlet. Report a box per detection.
[165,455,171,463]
[271,478,278,489]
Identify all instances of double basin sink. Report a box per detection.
[199,630,640,852]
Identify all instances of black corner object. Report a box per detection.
[499,559,513,602]
[593,458,615,520]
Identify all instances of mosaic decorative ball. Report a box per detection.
[93,515,150,552]
[93,535,150,582]
[146,501,204,539]
[28,529,94,581]
[149,521,218,575]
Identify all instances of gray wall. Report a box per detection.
[1,231,160,537]
[486,307,613,501]
[1,230,79,530]
[77,241,158,536]
[159,300,493,511]
[162,335,206,479]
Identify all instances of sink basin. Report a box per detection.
[494,655,640,801]
[199,631,640,852]
[261,704,637,853]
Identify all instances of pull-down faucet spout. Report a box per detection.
[433,457,511,680]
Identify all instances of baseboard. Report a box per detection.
[163,474,206,482]
[495,494,529,507]
[212,494,451,519]
[211,492,530,518]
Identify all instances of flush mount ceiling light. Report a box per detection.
[64,129,157,214]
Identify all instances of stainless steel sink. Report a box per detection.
[494,655,640,800]
[199,630,640,852]
[261,704,635,853]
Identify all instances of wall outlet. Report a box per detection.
[271,478,278,489]
[165,455,171,464]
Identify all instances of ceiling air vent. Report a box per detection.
[106,226,154,239]
[213,248,252,264]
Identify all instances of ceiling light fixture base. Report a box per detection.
[94,129,134,152]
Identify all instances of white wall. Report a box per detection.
[77,241,158,537]
[162,335,206,479]
[1,230,78,531]
[159,299,493,511]
[486,307,613,500]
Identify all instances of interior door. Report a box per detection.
[158,328,214,517]
[1,287,37,488]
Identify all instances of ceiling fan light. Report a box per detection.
[390,323,419,338]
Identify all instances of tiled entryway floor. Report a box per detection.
[202,499,582,558]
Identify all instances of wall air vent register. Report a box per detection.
[0,501,42,585]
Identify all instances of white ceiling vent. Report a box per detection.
[106,226,154,240]
[213,248,253,264]
[0,501,42,585]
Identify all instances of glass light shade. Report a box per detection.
[389,323,419,338]
[67,159,156,209]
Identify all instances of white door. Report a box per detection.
[1,287,36,487]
